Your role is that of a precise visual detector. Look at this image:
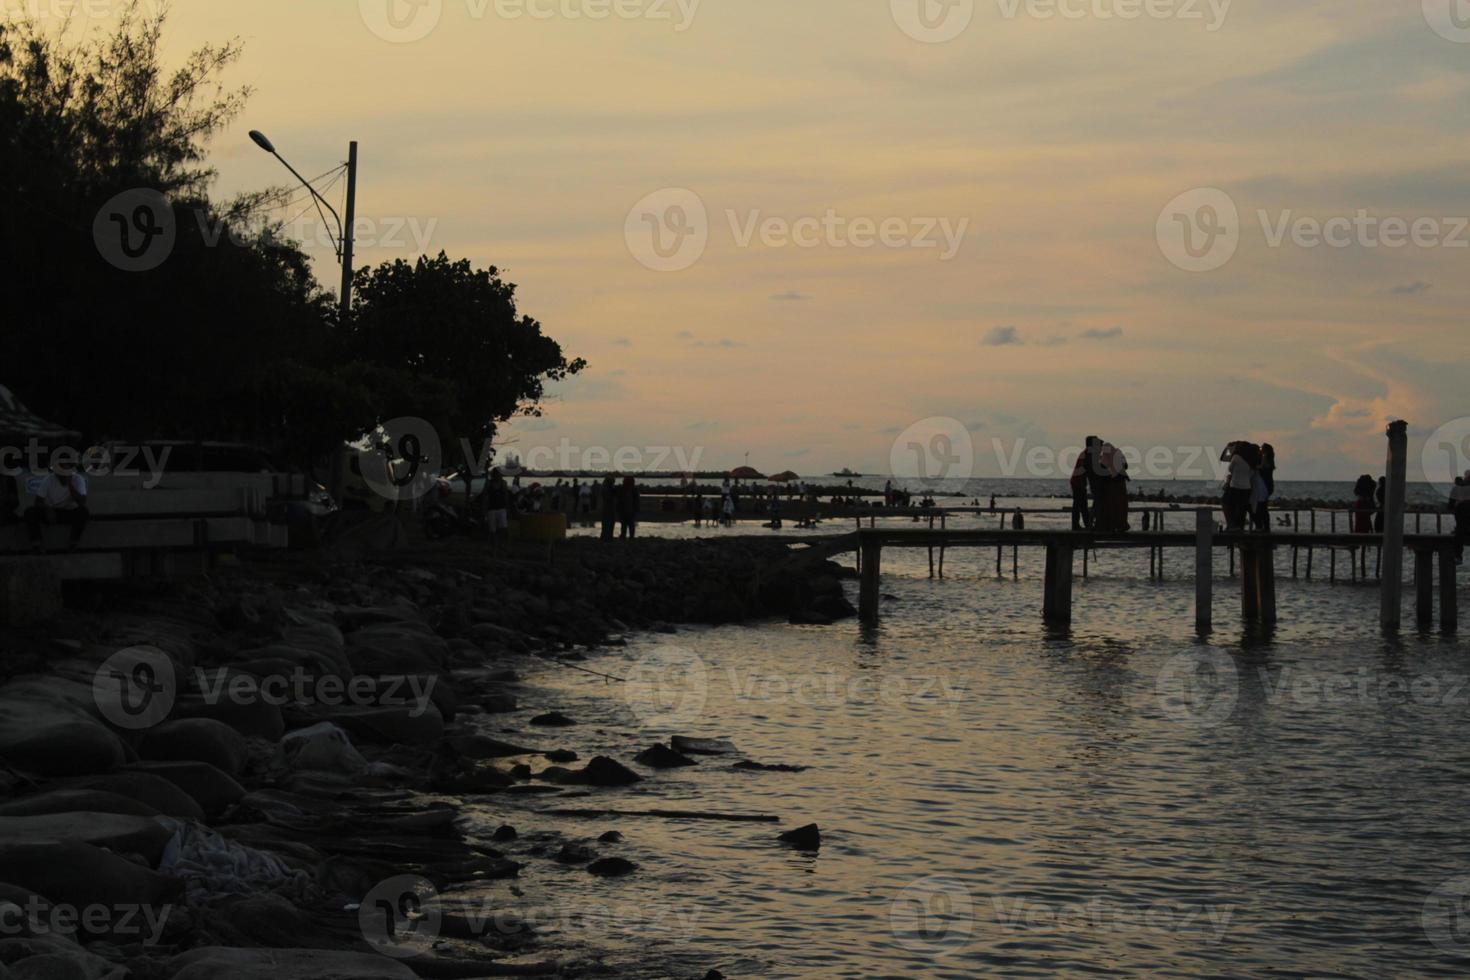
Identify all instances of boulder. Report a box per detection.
[167,947,417,980]
[545,757,641,788]
[670,736,738,756]
[587,857,637,877]
[61,771,205,821]
[444,735,534,760]
[0,934,119,980]
[173,674,286,741]
[777,823,821,850]
[529,711,575,727]
[0,838,180,908]
[0,812,173,866]
[0,559,62,626]
[124,761,244,818]
[634,744,697,768]
[0,789,160,819]
[140,719,248,775]
[0,690,127,777]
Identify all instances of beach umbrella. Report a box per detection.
[769,471,800,483]
[729,466,765,480]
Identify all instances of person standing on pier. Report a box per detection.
[1450,472,1470,565]
[1252,444,1276,532]
[1070,441,1093,530]
[483,469,510,548]
[1220,442,1254,530]
[1373,476,1387,533]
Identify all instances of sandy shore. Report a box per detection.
[0,535,850,979]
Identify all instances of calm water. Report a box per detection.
[456,516,1470,978]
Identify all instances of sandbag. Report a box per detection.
[61,772,205,821]
[0,789,160,819]
[0,690,127,777]
[0,813,172,866]
[0,838,180,908]
[139,719,248,775]
[124,761,244,819]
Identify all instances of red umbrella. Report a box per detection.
[729,466,765,480]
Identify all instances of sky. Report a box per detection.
[22,0,1470,481]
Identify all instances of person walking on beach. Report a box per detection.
[26,457,88,553]
[1070,441,1093,531]
[600,475,617,541]
[617,476,640,539]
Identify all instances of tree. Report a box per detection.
[347,252,586,468]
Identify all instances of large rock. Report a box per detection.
[124,761,244,818]
[0,813,173,866]
[296,702,443,746]
[173,673,286,741]
[0,689,127,777]
[140,718,248,775]
[0,789,160,819]
[0,838,180,908]
[0,934,120,980]
[167,947,417,980]
[61,771,205,820]
[345,625,449,676]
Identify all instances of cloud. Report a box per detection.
[695,338,745,348]
[982,326,1022,347]
[771,290,811,302]
[675,330,694,339]
[611,337,632,347]
[1081,326,1125,340]
[1390,281,1431,295]
[785,448,809,457]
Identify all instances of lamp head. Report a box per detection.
[248,130,276,154]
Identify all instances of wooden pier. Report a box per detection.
[851,518,1459,633]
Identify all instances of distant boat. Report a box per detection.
[832,468,861,477]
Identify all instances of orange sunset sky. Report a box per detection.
[26,0,1470,480]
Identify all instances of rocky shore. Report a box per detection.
[0,537,853,979]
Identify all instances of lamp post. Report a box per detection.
[249,130,358,322]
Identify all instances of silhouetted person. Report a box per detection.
[1252,443,1276,532]
[617,476,639,539]
[1452,472,1470,565]
[1373,476,1387,533]
[26,457,88,552]
[1070,441,1092,530]
[483,468,509,548]
[600,475,617,541]
[1352,474,1376,533]
[1220,441,1254,531]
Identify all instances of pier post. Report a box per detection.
[1441,547,1458,633]
[1415,549,1434,630]
[1306,547,1313,580]
[1196,510,1213,632]
[1012,545,1018,580]
[1044,542,1073,624]
[1381,420,1409,629]
[1241,544,1260,622]
[859,537,881,626]
[1258,545,1277,625]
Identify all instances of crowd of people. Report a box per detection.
[1220,441,1277,532]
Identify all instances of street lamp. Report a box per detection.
[249,130,358,322]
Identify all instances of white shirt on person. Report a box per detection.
[1228,455,1254,491]
[37,472,87,509]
